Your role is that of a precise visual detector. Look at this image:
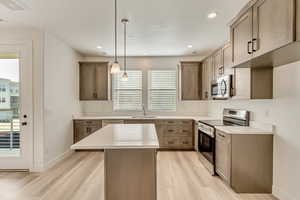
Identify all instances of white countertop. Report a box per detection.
[71,124,159,150]
[72,114,218,121]
[215,126,273,135]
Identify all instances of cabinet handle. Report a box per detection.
[168,130,175,132]
[217,133,225,138]
[252,38,258,52]
[247,41,253,55]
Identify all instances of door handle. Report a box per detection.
[22,122,27,126]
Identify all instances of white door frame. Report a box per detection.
[0,41,34,170]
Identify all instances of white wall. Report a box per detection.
[43,33,82,166]
[80,56,209,116]
[208,61,300,200]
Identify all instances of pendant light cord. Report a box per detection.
[124,21,127,73]
[114,0,118,62]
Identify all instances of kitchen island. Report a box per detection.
[71,124,159,200]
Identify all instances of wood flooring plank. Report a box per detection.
[0,151,277,200]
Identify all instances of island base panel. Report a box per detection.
[104,149,157,200]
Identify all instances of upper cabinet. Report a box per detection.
[180,62,202,100]
[231,9,253,66]
[212,49,224,80]
[252,0,294,57]
[202,57,213,100]
[223,43,234,76]
[79,62,109,101]
[230,0,297,68]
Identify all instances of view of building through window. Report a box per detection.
[0,58,20,157]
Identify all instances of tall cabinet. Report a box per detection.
[180,62,202,100]
[79,62,109,101]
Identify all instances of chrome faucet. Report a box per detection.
[142,104,146,116]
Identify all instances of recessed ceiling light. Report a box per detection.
[187,45,193,48]
[208,12,217,19]
[143,53,148,55]
[97,46,102,49]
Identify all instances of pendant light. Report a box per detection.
[121,18,129,81]
[111,0,120,74]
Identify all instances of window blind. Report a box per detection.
[148,70,177,111]
[112,70,143,111]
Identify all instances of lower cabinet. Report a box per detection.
[215,129,273,193]
[73,119,194,150]
[73,120,102,143]
[155,120,194,150]
[215,131,232,184]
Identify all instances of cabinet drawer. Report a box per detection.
[157,120,193,126]
[178,137,193,147]
[164,126,193,137]
[74,120,101,127]
[163,137,178,147]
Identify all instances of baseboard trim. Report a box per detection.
[43,149,74,172]
[273,185,296,200]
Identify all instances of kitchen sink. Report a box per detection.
[131,116,157,119]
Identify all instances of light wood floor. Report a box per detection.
[0,151,277,200]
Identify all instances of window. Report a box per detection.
[112,70,143,111]
[2,97,5,103]
[148,70,177,111]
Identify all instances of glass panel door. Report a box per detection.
[0,56,20,157]
[0,43,33,170]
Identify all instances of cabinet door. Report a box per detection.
[252,0,294,57]
[233,68,251,99]
[223,44,234,76]
[231,9,253,66]
[181,62,202,100]
[80,63,95,100]
[94,63,108,100]
[213,49,224,79]
[202,60,208,100]
[215,131,232,184]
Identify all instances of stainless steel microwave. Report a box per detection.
[211,75,233,99]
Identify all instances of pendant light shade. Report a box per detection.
[111,61,120,74]
[122,72,128,81]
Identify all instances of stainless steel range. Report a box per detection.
[198,109,250,175]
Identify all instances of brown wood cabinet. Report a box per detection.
[125,119,194,150]
[215,129,273,193]
[73,119,194,149]
[233,67,273,99]
[180,62,202,100]
[223,44,234,76]
[79,62,109,101]
[73,120,102,143]
[231,9,253,66]
[252,0,294,57]
[201,58,211,100]
[230,0,296,67]
[212,49,224,80]
[215,131,232,184]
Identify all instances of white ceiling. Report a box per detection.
[0,0,249,57]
